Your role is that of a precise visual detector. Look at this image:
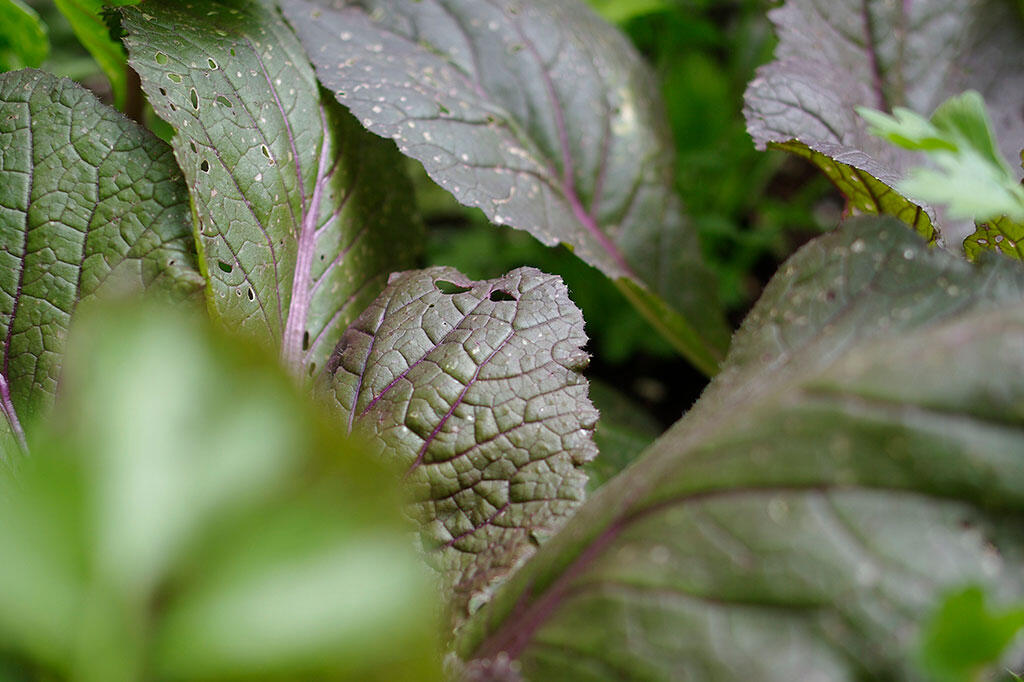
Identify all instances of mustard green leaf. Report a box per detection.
[122,0,422,379]
[459,217,1024,680]
[280,0,730,374]
[326,266,597,625]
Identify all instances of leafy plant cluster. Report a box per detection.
[0,0,1023,680]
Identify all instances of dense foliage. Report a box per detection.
[0,0,1022,680]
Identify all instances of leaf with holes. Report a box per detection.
[280,0,729,375]
[0,69,202,449]
[325,266,597,625]
[458,217,1024,680]
[122,0,422,379]
[743,0,1024,242]
[965,215,1024,263]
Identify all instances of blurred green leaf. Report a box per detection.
[0,0,48,70]
[919,586,1024,682]
[586,0,670,24]
[0,302,442,681]
[860,91,1024,223]
[52,0,139,109]
[585,380,662,491]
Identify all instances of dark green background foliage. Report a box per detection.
[1,0,1023,680]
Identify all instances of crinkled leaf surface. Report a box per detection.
[122,0,421,377]
[0,302,442,680]
[458,217,1024,680]
[280,0,729,374]
[0,69,201,433]
[326,266,598,623]
[744,0,1024,242]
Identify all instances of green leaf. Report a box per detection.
[744,0,1024,242]
[965,215,1024,262]
[122,0,422,379]
[280,0,730,374]
[860,92,1024,223]
[919,586,1024,682]
[0,69,202,443]
[0,0,48,70]
[325,266,598,624]
[458,217,1024,680]
[585,380,661,492]
[0,302,442,680]
[52,0,138,110]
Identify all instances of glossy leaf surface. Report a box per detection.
[0,69,201,434]
[326,266,597,623]
[122,0,421,377]
[460,217,1024,680]
[281,0,729,374]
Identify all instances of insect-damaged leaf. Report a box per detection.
[122,0,421,378]
[965,215,1024,263]
[325,266,597,624]
[280,0,730,375]
[458,217,1024,680]
[0,69,202,442]
[744,0,1024,242]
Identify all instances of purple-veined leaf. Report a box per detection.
[0,69,202,448]
[457,217,1024,680]
[122,0,422,378]
[325,266,598,624]
[280,0,730,375]
[744,0,1024,243]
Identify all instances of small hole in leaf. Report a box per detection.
[208,58,218,69]
[158,87,167,96]
[435,280,471,294]
[489,289,515,302]
[302,331,310,350]
[169,102,177,111]
[168,259,176,266]
[438,104,450,115]
[200,159,210,172]
[247,288,254,301]
[189,88,199,110]
[336,90,346,97]
[319,254,325,260]
[217,260,232,273]
[167,73,182,83]
[155,52,169,65]
[308,362,317,376]
[260,144,272,162]
[229,47,236,56]
[189,140,197,153]
[216,95,232,108]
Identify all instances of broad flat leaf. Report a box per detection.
[860,91,1024,223]
[0,69,202,439]
[122,0,421,377]
[280,0,730,375]
[325,266,598,623]
[744,0,1024,242]
[965,215,1024,262]
[457,217,1024,680]
[0,302,442,680]
[0,0,48,70]
[52,0,138,110]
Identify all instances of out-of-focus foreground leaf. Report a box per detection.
[325,266,597,625]
[458,217,1024,680]
[0,0,48,71]
[0,302,442,681]
[52,0,138,110]
[0,69,202,446]
[744,0,1024,242]
[122,0,421,378]
[280,0,730,375]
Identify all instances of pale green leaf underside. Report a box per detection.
[744,0,1024,242]
[122,0,421,377]
[459,217,1024,680]
[0,69,202,424]
[326,266,597,623]
[281,0,729,374]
